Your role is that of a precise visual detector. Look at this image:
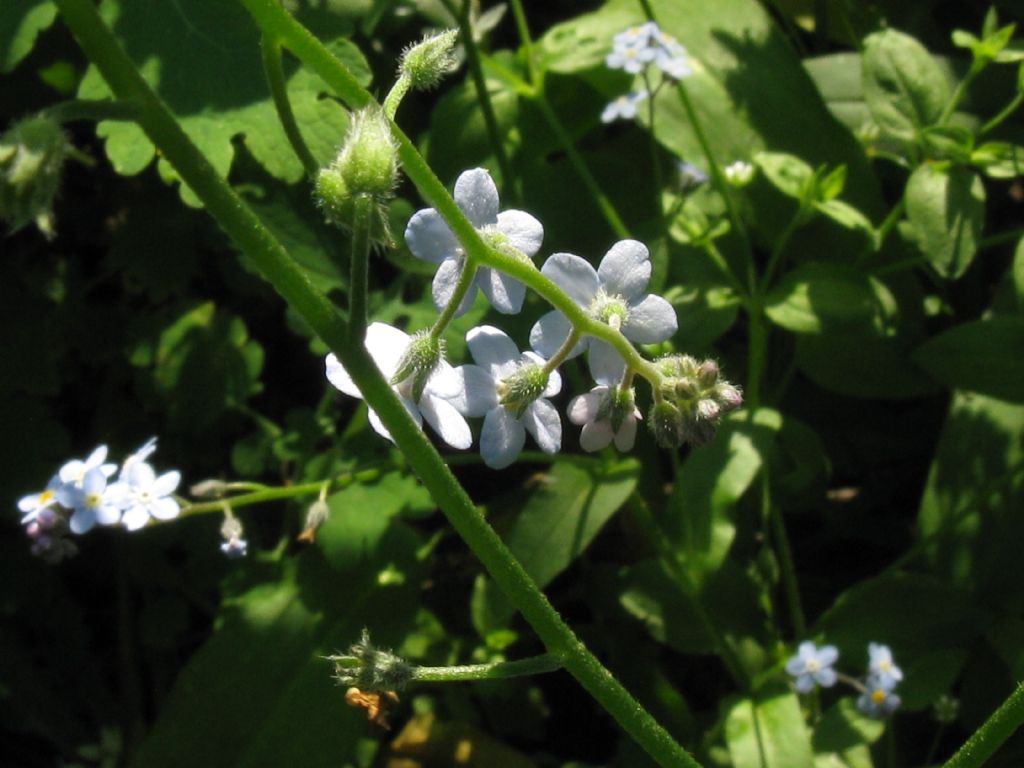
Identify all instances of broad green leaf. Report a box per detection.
[0,0,56,73]
[971,141,1024,179]
[813,698,885,755]
[905,164,985,279]
[913,318,1024,402]
[755,151,814,200]
[128,511,424,767]
[795,331,936,398]
[813,199,875,235]
[666,409,781,581]
[474,458,638,631]
[725,681,814,768]
[77,1,370,197]
[917,392,1024,609]
[765,263,885,334]
[862,29,951,141]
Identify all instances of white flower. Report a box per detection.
[451,326,562,469]
[221,536,248,558]
[325,322,472,450]
[605,38,656,74]
[650,30,692,79]
[724,160,755,186]
[56,468,123,534]
[58,445,117,487]
[18,473,62,525]
[530,240,678,385]
[404,168,544,317]
[120,437,158,477]
[867,643,904,690]
[600,90,648,124]
[114,461,182,531]
[568,386,641,452]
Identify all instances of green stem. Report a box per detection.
[261,34,320,178]
[349,194,373,344]
[441,0,513,193]
[980,92,1024,135]
[745,306,766,411]
[937,65,981,126]
[857,197,905,266]
[980,226,1024,250]
[542,328,582,375]
[703,241,750,302]
[58,2,700,763]
[382,75,410,120]
[764,469,806,640]
[943,682,1024,768]
[429,258,479,338]
[411,653,561,683]
[40,98,138,124]
[508,0,541,90]
[759,208,805,293]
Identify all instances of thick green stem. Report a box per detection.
[349,195,373,344]
[429,258,479,338]
[261,34,319,178]
[56,2,700,764]
[411,653,561,683]
[542,328,582,376]
[943,682,1024,768]
[980,91,1024,135]
[40,98,138,124]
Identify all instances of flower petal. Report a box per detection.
[567,391,602,425]
[496,210,544,257]
[623,294,678,343]
[432,257,477,316]
[425,360,462,400]
[149,496,181,521]
[540,252,599,306]
[598,239,651,299]
[818,645,839,666]
[96,503,123,526]
[523,399,562,454]
[467,325,520,379]
[613,415,639,451]
[364,322,412,380]
[478,267,526,314]
[153,470,181,497]
[367,397,423,443]
[587,339,627,386]
[580,420,613,452]
[326,353,360,398]
[529,311,583,361]
[405,208,460,264]
[421,394,473,450]
[126,461,156,489]
[454,168,500,228]
[70,506,98,535]
[481,407,526,469]
[448,364,498,417]
[120,505,149,532]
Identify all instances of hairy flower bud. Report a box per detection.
[0,115,68,239]
[391,331,444,402]
[649,400,684,448]
[498,363,549,418]
[399,29,460,91]
[329,629,414,692]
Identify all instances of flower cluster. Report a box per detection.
[786,640,903,719]
[16,440,181,563]
[602,21,692,124]
[326,168,741,469]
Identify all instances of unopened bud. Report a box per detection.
[298,498,331,544]
[498,363,549,418]
[0,115,68,239]
[399,29,460,91]
[696,360,719,388]
[190,478,228,498]
[649,400,684,448]
[600,386,637,432]
[329,629,414,692]
[391,331,444,402]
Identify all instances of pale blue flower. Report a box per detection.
[221,536,248,558]
[451,326,562,469]
[57,468,123,534]
[530,240,677,385]
[18,473,62,525]
[786,641,839,693]
[606,37,657,74]
[567,386,641,452]
[677,161,708,190]
[867,643,904,690]
[601,91,648,123]
[326,322,471,450]
[405,168,544,317]
[113,460,181,531]
[58,445,116,487]
[858,679,902,718]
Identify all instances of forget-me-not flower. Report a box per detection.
[567,385,641,452]
[451,325,562,469]
[326,322,472,450]
[114,460,182,531]
[785,641,839,693]
[18,473,63,525]
[601,91,648,124]
[56,467,123,534]
[530,240,677,385]
[867,643,903,690]
[405,168,544,317]
[858,680,902,718]
[58,445,117,487]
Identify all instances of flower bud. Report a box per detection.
[298,498,331,543]
[649,400,684,448]
[0,115,68,239]
[329,629,414,692]
[391,331,444,403]
[600,386,637,433]
[399,29,459,91]
[498,363,549,418]
[724,160,755,187]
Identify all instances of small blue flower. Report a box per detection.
[867,643,903,690]
[858,679,902,718]
[600,91,648,124]
[785,641,839,693]
[677,161,708,191]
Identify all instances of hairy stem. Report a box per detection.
[261,34,319,178]
[411,653,562,683]
[943,682,1024,768]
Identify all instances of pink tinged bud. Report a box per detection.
[696,398,721,420]
[717,384,743,410]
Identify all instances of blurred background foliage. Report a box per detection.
[2,0,1024,766]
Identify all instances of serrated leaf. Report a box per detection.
[765,263,884,334]
[904,164,985,279]
[862,29,951,141]
[77,0,370,199]
[725,681,814,768]
[0,0,57,73]
[913,318,1024,402]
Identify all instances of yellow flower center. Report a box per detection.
[871,689,887,705]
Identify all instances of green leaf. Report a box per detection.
[765,263,886,334]
[128,508,424,767]
[862,29,951,141]
[754,151,814,200]
[77,0,370,197]
[813,199,875,235]
[666,409,781,581]
[474,458,638,631]
[971,141,1024,179]
[913,318,1024,402]
[725,681,815,768]
[904,164,985,279]
[813,698,885,756]
[1014,237,1024,311]
[0,0,56,73]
